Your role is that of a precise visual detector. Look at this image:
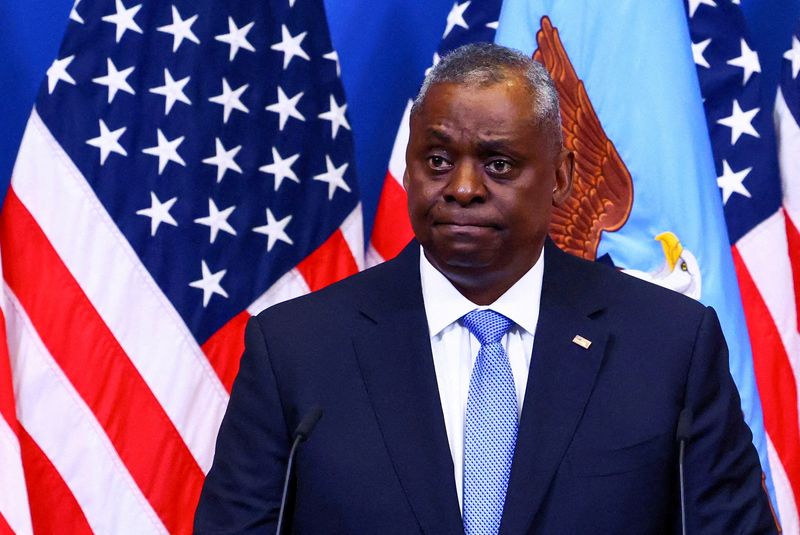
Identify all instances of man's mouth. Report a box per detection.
[434,219,497,228]
[434,221,499,234]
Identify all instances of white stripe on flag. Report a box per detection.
[388,101,412,186]
[341,204,365,271]
[775,88,800,226]
[0,413,33,535]
[247,268,310,316]
[768,432,799,534]
[12,110,228,473]
[365,244,385,268]
[4,285,166,534]
[737,210,800,387]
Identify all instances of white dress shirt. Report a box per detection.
[419,246,544,509]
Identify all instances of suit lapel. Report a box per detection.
[501,242,609,534]
[352,244,463,535]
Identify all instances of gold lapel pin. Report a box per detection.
[572,335,592,349]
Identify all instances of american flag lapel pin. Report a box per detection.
[572,335,592,349]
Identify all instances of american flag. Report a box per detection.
[366,0,503,267]
[687,0,800,531]
[0,0,362,532]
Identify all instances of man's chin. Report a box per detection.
[425,245,497,272]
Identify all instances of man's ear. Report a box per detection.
[402,168,410,191]
[552,148,574,206]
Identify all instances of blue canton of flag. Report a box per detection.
[685,0,782,242]
[39,0,360,344]
[436,1,503,59]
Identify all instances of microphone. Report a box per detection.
[276,406,323,535]
[676,408,693,535]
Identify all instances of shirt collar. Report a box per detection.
[419,245,544,338]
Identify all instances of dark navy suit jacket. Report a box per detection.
[194,241,776,534]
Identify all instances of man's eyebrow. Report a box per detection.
[426,128,452,142]
[475,138,514,153]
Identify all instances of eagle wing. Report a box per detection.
[534,16,633,260]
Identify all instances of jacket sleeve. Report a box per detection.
[683,306,778,534]
[193,316,289,534]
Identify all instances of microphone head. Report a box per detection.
[676,408,693,443]
[294,406,323,442]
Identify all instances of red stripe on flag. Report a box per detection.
[0,307,17,429]
[0,190,203,534]
[733,246,800,507]
[370,174,414,261]
[202,310,249,393]
[784,208,800,333]
[296,229,359,292]
[0,512,13,535]
[17,425,92,535]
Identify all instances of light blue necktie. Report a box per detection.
[462,309,518,535]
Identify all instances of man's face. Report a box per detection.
[404,72,572,296]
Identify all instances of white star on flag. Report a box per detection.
[687,0,716,18]
[259,147,300,191]
[46,55,76,94]
[142,128,186,174]
[189,260,229,307]
[202,138,242,183]
[149,68,192,115]
[692,38,712,69]
[101,0,142,43]
[727,38,761,85]
[86,119,127,165]
[443,1,470,38]
[716,99,760,144]
[318,95,351,139]
[265,87,305,130]
[194,199,237,243]
[486,21,499,30]
[270,24,310,69]
[158,5,200,52]
[136,191,178,236]
[323,50,341,77]
[784,36,800,79]
[313,155,351,200]
[208,78,250,123]
[215,17,256,61]
[716,160,752,204]
[253,209,293,251]
[92,58,136,104]
[70,0,84,24]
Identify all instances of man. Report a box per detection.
[194,43,776,534]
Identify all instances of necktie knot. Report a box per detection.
[462,309,513,346]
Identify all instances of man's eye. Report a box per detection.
[427,156,451,170]
[487,160,511,174]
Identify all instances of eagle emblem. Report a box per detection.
[534,17,702,300]
[534,16,633,261]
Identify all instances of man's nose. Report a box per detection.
[443,162,486,205]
